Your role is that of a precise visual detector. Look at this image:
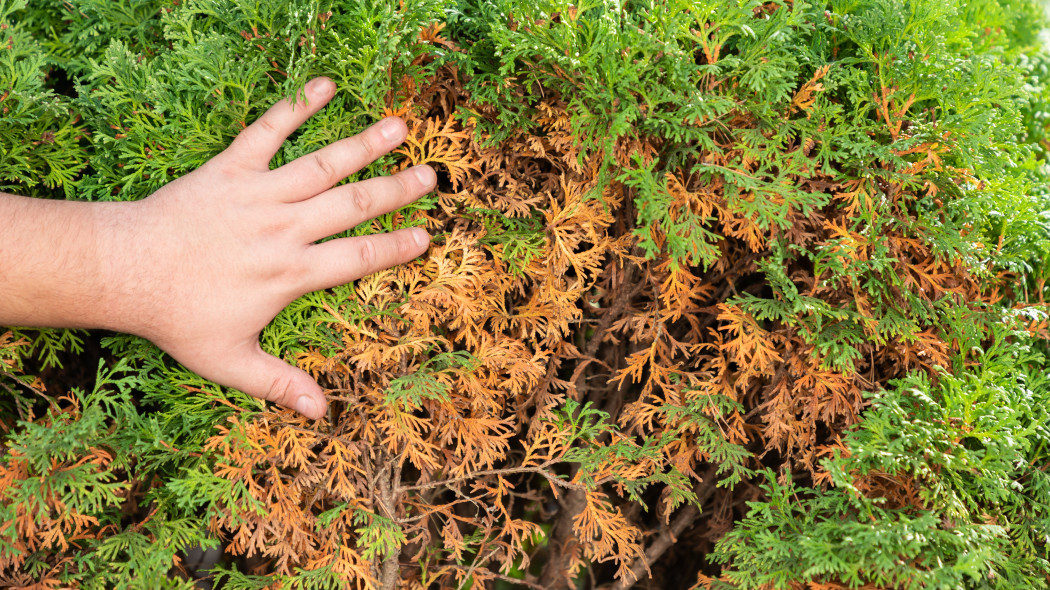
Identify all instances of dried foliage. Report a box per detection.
[2,0,1050,589]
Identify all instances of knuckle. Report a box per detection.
[260,217,292,237]
[311,153,338,184]
[229,129,253,152]
[207,157,245,181]
[233,125,268,155]
[252,207,293,236]
[256,115,280,137]
[394,170,414,196]
[398,232,416,257]
[346,184,373,218]
[264,371,298,408]
[357,238,377,270]
[356,131,380,161]
[274,263,309,292]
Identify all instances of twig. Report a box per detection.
[538,482,587,590]
[435,562,546,590]
[376,459,401,590]
[610,469,721,590]
[461,546,502,589]
[1,368,53,403]
[610,504,700,590]
[397,465,586,494]
[0,369,57,424]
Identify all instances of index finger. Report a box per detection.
[222,77,336,171]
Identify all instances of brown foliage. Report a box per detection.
[0,25,1003,590]
[190,24,1018,583]
[0,396,108,589]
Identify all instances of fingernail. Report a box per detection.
[295,394,324,419]
[306,77,334,97]
[413,165,436,187]
[380,117,403,141]
[412,228,430,249]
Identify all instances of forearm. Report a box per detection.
[0,192,136,331]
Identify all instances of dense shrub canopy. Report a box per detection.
[1,0,1049,588]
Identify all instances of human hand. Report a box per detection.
[98,77,433,419]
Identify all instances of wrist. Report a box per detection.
[89,198,156,335]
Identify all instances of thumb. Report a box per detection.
[220,343,328,419]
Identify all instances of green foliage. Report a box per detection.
[383,350,477,410]
[0,361,221,588]
[19,0,172,80]
[712,316,1050,589]
[660,391,755,489]
[0,0,87,198]
[354,508,408,561]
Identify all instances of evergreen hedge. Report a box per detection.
[2,0,1050,588]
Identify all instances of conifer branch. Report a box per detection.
[611,469,720,590]
[0,368,50,402]
[437,562,547,590]
[375,458,401,590]
[610,503,700,590]
[396,465,586,494]
[538,484,588,590]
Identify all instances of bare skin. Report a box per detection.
[0,77,433,420]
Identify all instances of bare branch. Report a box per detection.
[397,465,587,494]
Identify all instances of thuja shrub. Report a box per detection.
[2,0,1050,588]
